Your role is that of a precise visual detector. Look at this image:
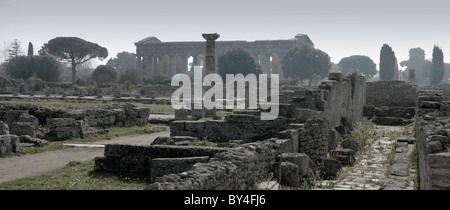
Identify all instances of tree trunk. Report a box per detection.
[71,61,77,84]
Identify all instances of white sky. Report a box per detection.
[1,0,449,68]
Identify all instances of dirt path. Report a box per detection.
[0,126,170,183]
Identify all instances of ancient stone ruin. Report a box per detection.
[0,103,150,154]
[94,72,367,189]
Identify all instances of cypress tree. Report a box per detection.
[431,46,444,86]
[379,44,398,81]
[27,42,34,56]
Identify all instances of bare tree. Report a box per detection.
[7,39,23,60]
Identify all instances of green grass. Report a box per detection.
[352,118,379,152]
[0,160,151,190]
[0,124,166,158]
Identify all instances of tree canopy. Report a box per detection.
[337,55,377,79]
[39,37,108,84]
[379,44,398,81]
[106,51,136,74]
[4,55,62,82]
[92,65,117,84]
[399,47,431,85]
[119,68,140,85]
[217,48,261,78]
[431,46,444,86]
[281,46,331,86]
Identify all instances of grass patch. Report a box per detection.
[352,118,379,152]
[0,160,151,190]
[0,124,166,158]
[188,139,217,147]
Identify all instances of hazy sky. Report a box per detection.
[1,0,450,68]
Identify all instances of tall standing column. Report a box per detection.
[169,54,176,78]
[202,33,220,75]
[141,56,147,77]
[202,33,220,117]
[136,54,142,75]
[265,54,271,75]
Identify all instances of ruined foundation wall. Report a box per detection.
[366,81,417,107]
[171,114,289,142]
[415,90,450,190]
[317,73,366,127]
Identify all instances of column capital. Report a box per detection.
[202,33,220,41]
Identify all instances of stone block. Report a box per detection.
[328,72,343,82]
[330,148,356,165]
[0,134,20,154]
[342,134,359,152]
[428,152,450,169]
[174,109,189,120]
[278,153,311,177]
[328,128,343,151]
[427,140,443,154]
[420,101,441,109]
[296,108,319,123]
[18,135,49,147]
[276,161,300,187]
[426,135,449,145]
[278,129,299,153]
[150,156,210,181]
[10,122,35,137]
[318,157,342,179]
[17,114,39,130]
[0,121,9,135]
[151,136,175,145]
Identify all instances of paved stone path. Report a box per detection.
[316,125,414,190]
[0,126,170,183]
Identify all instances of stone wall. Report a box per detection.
[364,81,417,126]
[415,90,450,190]
[366,81,417,107]
[94,144,228,175]
[0,103,150,140]
[171,112,290,142]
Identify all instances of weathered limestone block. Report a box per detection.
[0,134,20,154]
[10,122,35,137]
[151,136,175,145]
[278,129,299,153]
[317,157,342,179]
[18,114,39,130]
[328,72,343,81]
[328,128,343,151]
[330,148,356,165]
[420,101,441,109]
[342,134,359,152]
[0,121,9,135]
[150,156,210,181]
[278,153,311,177]
[276,161,300,187]
[174,109,189,120]
[18,135,49,147]
[296,108,319,123]
[46,118,86,140]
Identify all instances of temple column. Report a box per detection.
[202,33,220,117]
[169,54,176,78]
[158,55,164,77]
[136,54,142,75]
[202,33,220,75]
[151,55,157,77]
[141,56,147,77]
[266,54,271,74]
[148,56,154,77]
